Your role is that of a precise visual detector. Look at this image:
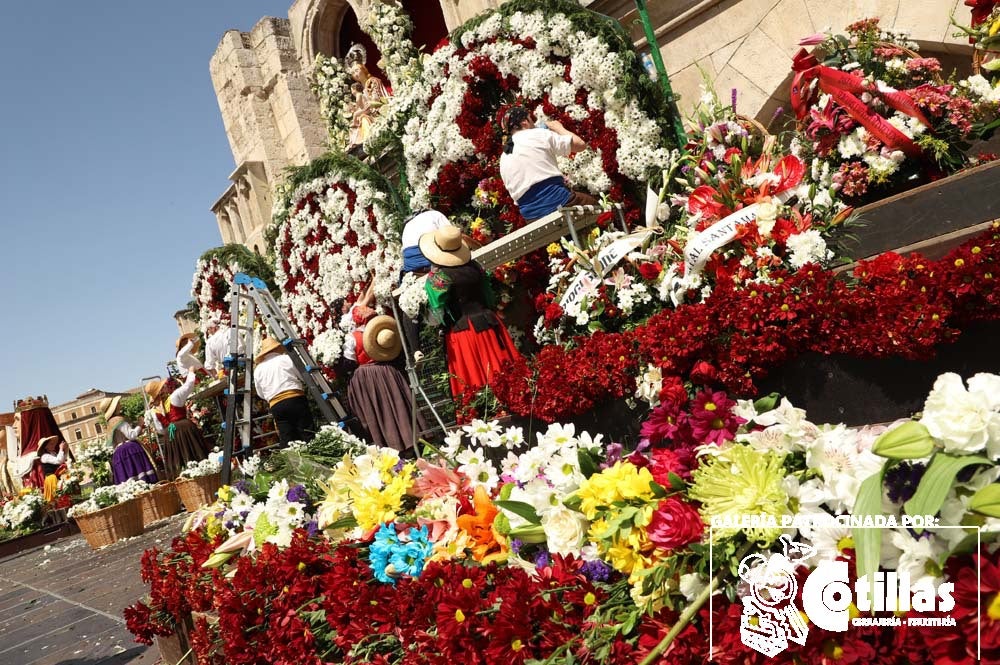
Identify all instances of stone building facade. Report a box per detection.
[209,0,975,248]
[50,388,128,451]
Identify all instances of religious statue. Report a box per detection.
[344,44,390,148]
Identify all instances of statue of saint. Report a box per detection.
[344,44,390,148]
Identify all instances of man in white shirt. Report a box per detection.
[498,105,596,221]
[253,337,315,446]
[204,322,236,377]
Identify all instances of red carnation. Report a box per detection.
[646,497,704,552]
[638,261,663,281]
[689,361,718,385]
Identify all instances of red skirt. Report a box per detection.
[445,323,522,398]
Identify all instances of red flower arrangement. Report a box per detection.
[491,225,1000,422]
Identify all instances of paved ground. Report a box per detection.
[0,515,186,665]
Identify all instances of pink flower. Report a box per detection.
[688,389,746,445]
[410,460,469,499]
[798,33,826,46]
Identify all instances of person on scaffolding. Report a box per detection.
[499,104,596,222]
[253,337,316,447]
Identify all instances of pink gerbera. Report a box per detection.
[688,389,746,445]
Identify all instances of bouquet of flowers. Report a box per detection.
[76,436,114,487]
[0,491,45,535]
[68,479,151,518]
[791,18,1000,204]
[178,457,223,480]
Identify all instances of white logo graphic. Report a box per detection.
[738,536,813,658]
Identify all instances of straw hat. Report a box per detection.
[102,396,122,422]
[144,379,165,399]
[255,337,285,365]
[37,435,60,453]
[176,332,202,355]
[362,316,402,362]
[419,226,471,267]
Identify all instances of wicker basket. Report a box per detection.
[175,474,222,513]
[139,482,182,525]
[73,498,144,550]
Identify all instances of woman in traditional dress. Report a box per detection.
[145,372,208,480]
[102,396,158,484]
[36,436,69,502]
[421,227,523,398]
[345,311,425,453]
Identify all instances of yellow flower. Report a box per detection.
[217,485,233,503]
[575,462,656,520]
[546,242,562,257]
[605,531,655,582]
[471,217,485,231]
[352,465,414,531]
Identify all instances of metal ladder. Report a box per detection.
[220,273,349,484]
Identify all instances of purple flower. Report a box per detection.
[510,538,524,555]
[305,520,320,537]
[286,484,309,504]
[393,459,405,473]
[232,480,250,495]
[580,559,612,583]
[731,88,738,114]
[534,550,551,569]
[885,462,926,504]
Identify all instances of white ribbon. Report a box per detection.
[559,231,653,311]
[682,190,794,279]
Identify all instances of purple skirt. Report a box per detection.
[111,440,158,484]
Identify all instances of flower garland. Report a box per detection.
[493,223,1000,422]
[309,53,352,149]
[398,0,674,234]
[190,245,275,335]
[362,1,420,94]
[270,154,403,364]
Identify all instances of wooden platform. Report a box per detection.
[0,515,185,664]
[844,160,1000,262]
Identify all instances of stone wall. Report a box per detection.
[646,0,975,121]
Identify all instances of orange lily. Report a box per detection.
[455,486,507,564]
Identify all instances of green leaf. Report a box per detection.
[495,500,542,525]
[753,392,780,414]
[969,484,1000,518]
[853,466,887,581]
[904,453,991,522]
[620,610,639,636]
[649,481,667,499]
[499,482,514,501]
[577,449,597,479]
[563,494,583,511]
[667,472,687,491]
[871,421,936,460]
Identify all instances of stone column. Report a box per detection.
[216,209,235,244]
[226,202,247,242]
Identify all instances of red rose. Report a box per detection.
[657,375,688,407]
[689,361,718,385]
[637,261,662,281]
[646,497,704,552]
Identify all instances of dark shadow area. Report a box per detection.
[52,645,149,665]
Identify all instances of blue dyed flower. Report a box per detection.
[580,559,613,583]
[368,524,435,585]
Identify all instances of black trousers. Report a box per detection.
[269,395,316,447]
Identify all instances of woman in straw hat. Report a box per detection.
[253,337,315,447]
[421,227,523,398]
[102,396,158,485]
[175,332,205,375]
[144,372,208,480]
[344,312,425,452]
[36,435,70,502]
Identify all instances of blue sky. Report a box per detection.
[0,1,288,411]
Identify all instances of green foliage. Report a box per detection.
[199,243,276,291]
[120,393,147,425]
